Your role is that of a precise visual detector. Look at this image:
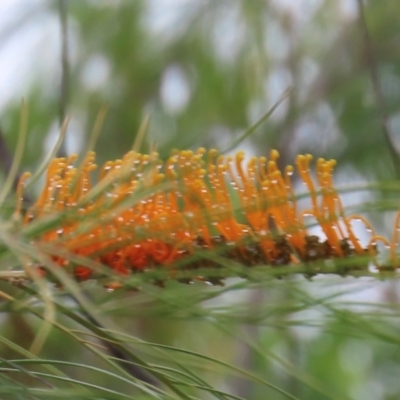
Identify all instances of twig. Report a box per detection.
[0,126,15,181]
[1,262,398,288]
[0,103,32,206]
[222,87,293,154]
[58,0,69,157]
[357,0,400,178]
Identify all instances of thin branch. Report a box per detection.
[1,262,398,289]
[58,0,69,157]
[0,126,14,177]
[0,124,32,204]
[357,0,400,178]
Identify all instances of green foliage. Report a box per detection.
[0,1,400,399]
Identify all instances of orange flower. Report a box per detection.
[16,148,398,282]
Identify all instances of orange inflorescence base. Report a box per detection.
[16,148,399,283]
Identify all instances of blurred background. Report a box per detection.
[1,1,400,399]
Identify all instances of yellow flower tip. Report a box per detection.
[192,154,202,162]
[68,154,78,164]
[328,159,337,168]
[168,155,178,165]
[270,149,279,159]
[216,154,225,165]
[208,149,218,157]
[248,155,257,162]
[236,151,245,160]
[261,179,270,188]
[295,155,305,172]
[285,165,294,174]
[88,164,97,173]
[271,170,281,180]
[18,171,31,186]
[181,150,193,158]
[141,155,150,162]
[198,168,207,177]
[208,164,216,173]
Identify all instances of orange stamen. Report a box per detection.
[17,147,390,281]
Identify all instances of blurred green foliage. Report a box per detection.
[1,1,400,399]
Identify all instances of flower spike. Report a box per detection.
[18,147,400,284]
